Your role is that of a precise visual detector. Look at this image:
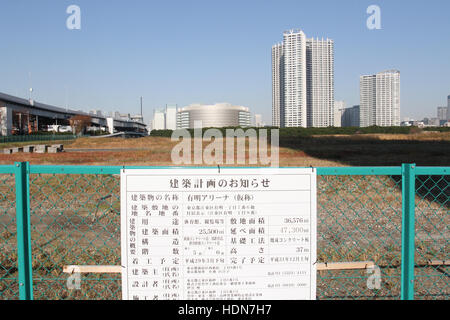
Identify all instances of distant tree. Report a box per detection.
[409,126,423,135]
[69,115,91,135]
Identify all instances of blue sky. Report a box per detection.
[0,0,449,124]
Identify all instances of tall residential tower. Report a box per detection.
[271,43,284,127]
[360,70,400,127]
[306,38,335,127]
[448,95,450,121]
[272,29,334,128]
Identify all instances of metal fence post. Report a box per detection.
[14,162,33,300]
[401,163,416,300]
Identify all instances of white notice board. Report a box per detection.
[120,168,317,300]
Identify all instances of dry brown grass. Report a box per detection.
[0,132,448,167]
[0,136,343,167]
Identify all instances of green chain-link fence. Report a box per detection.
[0,163,448,300]
[29,172,121,300]
[317,173,403,299]
[414,171,449,299]
[0,168,17,299]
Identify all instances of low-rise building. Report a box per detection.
[341,105,360,127]
[176,103,251,129]
[0,92,146,136]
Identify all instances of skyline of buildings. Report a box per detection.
[2,20,449,134]
[149,91,450,131]
[3,0,450,131]
[335,92,449,128]
[271,29,407,129]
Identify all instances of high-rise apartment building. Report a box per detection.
[165,105,177,130]
[149,105,178,131]
[437,106,447,121]
[151,109,166,130]
[254,114,263,127]
[437,95,450,123]
[447,95,450,120]
[306,38,335,127]
[272,29,334,128]
[359,74,376,127]
[342,105,360,127]
[334,100,346,127]
[282,30,307,128]
[360,70,400,127]
[272,43,284,127]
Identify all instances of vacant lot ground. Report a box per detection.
[0,132,448,300]
[0,131,449,167]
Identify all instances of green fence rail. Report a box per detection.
[0,135,77,144]
[0,163,448,300]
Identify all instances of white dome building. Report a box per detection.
[176,103,251,129]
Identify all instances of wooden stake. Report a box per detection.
[62,260,448,274]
